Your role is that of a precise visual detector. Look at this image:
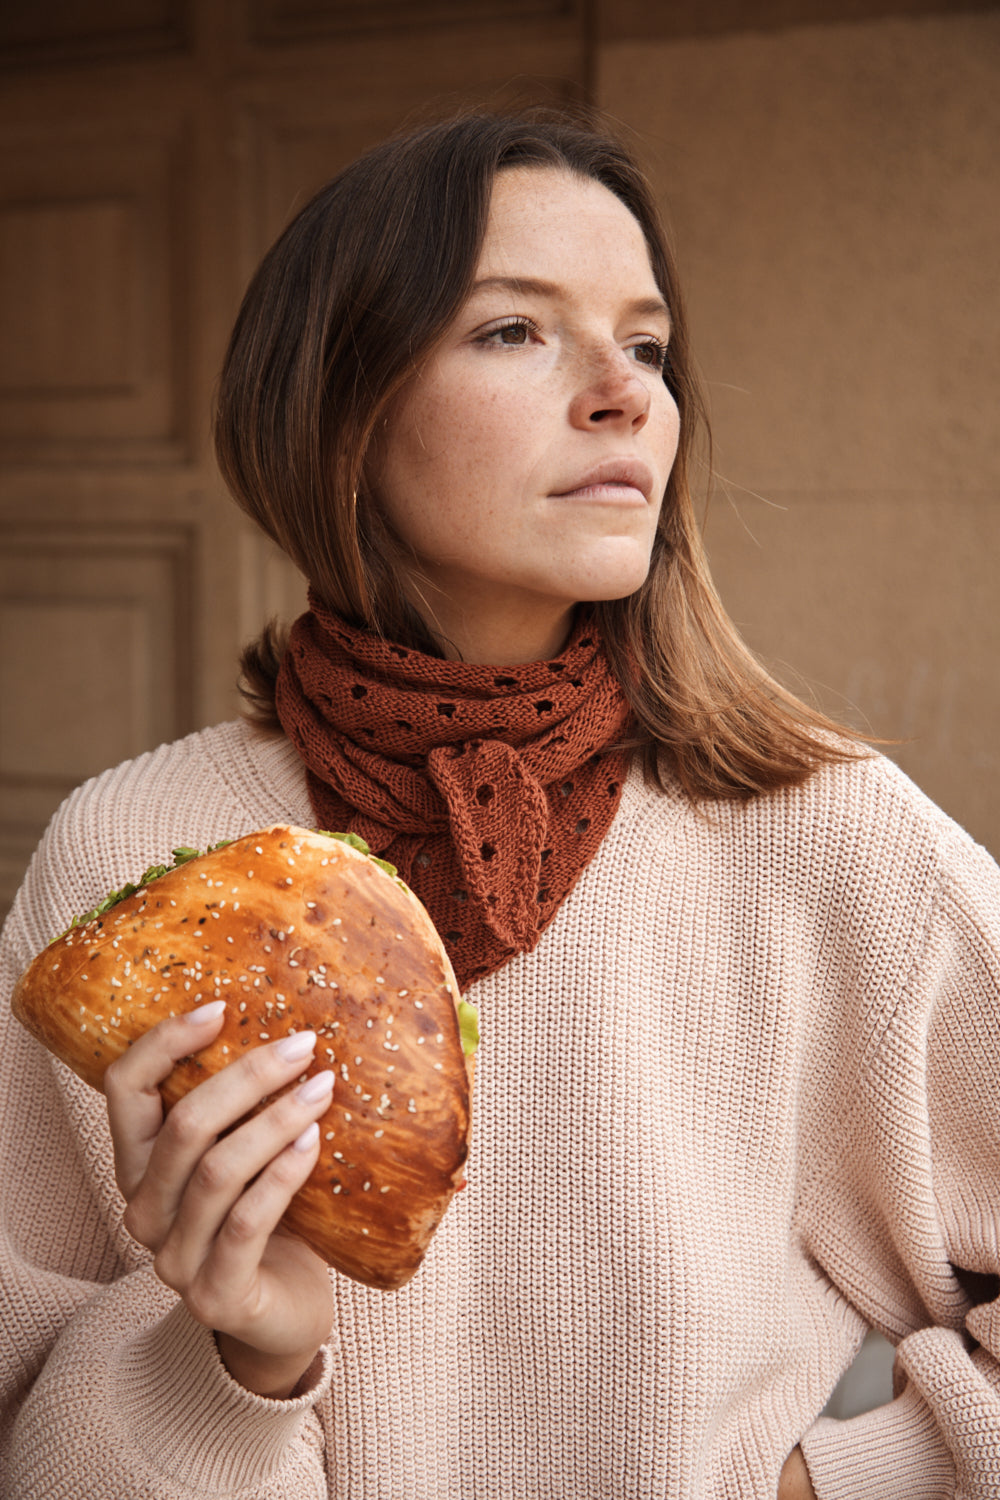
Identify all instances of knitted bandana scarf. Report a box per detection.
[274,601,633,989]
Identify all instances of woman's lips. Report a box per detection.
[551,458,654,505]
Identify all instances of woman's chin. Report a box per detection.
[572,558,653,606]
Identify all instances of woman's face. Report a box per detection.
[373,166,680,663]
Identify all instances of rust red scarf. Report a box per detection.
[274,599,632,989]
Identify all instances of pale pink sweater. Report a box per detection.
[2,721,1000,1498]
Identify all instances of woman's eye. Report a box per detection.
[630,339,669,371]
[478,318,534,348]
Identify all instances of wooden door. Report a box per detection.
[0,0,587,915]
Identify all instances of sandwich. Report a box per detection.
[11,825,477,1291]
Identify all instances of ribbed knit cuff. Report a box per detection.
[110,1288,333,1491]
[801,1385,955,1500]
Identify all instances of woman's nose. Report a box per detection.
[568,346,651,432]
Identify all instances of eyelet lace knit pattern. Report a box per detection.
[274,600,633,987]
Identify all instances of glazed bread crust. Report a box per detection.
[11,825,471,1291]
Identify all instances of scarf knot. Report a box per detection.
[275,599,632,987]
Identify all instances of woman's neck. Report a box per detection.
[408,594,577,665]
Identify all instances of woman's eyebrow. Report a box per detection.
[469,275,671,328]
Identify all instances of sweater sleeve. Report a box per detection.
[800,816,1000,1500]
[0,764,333,1498]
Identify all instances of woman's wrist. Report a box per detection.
[778,1446,817,1500]
[215,1329,325,1400]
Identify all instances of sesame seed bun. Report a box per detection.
[11,826,473,1291]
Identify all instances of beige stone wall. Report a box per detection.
[599,12,1000,853]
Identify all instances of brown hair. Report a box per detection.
[214,107,865,800]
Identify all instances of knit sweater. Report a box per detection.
[2,720,999,1499]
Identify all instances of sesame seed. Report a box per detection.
[399,989,408,997]
[374,1129,384,1138]
[381,1185,390,1193]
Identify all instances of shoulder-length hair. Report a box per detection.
[214,107,864,801]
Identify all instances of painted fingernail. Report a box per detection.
[184,1000,226,1024]
[292,1121,320,1152]
[274,1031,317,1061]
[296,1070,334,1104]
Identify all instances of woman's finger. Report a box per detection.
[104,999,228,1196]
[122,1027,319,1249]
[152,1069,334,1287]
[162,1123,326,1340]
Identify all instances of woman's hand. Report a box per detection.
[778,1446,817,1499]
[104,999,335,1398]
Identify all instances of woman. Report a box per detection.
[2,110,999,1499]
